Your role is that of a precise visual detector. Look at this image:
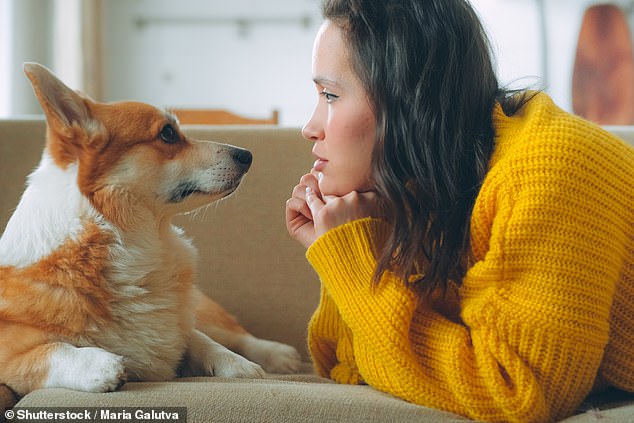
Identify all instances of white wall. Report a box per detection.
[3,0,634,125]
[0,0,10,116]
[0,0,81,116]
[103,0,634,126]
[6,0,54,115]
[102,0,321,126]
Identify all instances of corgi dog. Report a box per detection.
[0,63,301,396]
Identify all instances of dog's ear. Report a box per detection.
[23,62,92,137]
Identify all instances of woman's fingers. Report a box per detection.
[287,171,381,248]
[300,173,321,199]
[305,185,326,221]
[286,171,324,249]
[309,190,380,238]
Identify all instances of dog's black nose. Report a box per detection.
[232,148,253,171]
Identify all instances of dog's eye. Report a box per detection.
[159,124,179,144]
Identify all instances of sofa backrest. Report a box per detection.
[0,120,318,358]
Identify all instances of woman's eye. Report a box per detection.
[159,124,179,144]
[320,89,339,103]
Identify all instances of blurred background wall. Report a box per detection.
[1,0,634,126]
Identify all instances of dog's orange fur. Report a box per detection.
[0,222,113,335]
[0,325,53,394]
[194,292,248,335]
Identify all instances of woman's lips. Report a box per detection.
[313,158,328,172]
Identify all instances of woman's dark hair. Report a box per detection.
[321,0,530,293]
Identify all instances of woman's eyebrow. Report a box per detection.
[313,76,341,88]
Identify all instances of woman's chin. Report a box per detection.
[317,172,373,197]
[320,183,370,198]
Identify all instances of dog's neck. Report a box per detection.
[0,150,118,268]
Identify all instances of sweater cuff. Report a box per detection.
[306,217,388,286]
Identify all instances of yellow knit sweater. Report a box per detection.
[305,93,634,423]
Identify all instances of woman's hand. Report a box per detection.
[286,172,322,249]
[286,171,381,249]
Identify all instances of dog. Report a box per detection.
[0,63,301,396]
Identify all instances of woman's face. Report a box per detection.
[302,20,377,197]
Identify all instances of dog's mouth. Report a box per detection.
[168,180,240,203]
[169,183,205,203]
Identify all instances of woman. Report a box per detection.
[285,0,634,421]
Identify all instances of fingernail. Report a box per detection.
[318,172,323,182]
[305,186,312,195]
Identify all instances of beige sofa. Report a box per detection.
[1,118,634,422]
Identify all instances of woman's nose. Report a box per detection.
[302,107,325,142]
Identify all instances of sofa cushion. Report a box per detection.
[14,375,473,423]
[13,376,634,422]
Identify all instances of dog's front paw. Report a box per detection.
[241,337,302,374]
[46,345,127,392]
[205,349,266,379]
[72,347,127,392]
[186,331,265,379]
[85,348,127,392]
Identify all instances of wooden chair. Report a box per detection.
[170,108,279,125]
